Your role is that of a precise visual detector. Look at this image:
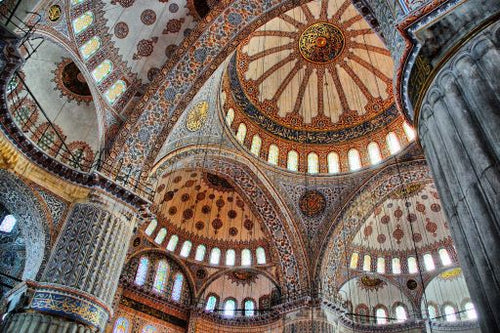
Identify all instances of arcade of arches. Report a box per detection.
[0,0,498,332]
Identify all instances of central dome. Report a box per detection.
[298,22,345,63]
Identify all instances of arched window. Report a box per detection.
[113,317,130,333]
[463,302,477,320]
[0,215,16,233]
[153,260,168,293]
[407,257,418,274]
[394,305,408,323]
[171,273,184,302]
[141,325,157,333]
[72,11,94,35]
[241,249,252,266]
[134,257,149,286]
[195,245,206,261]
[166,235,179,251]
[180,241,192,257]
[145,219,157,236]
[375,307,388,325]
[392,257,401,274]
[226,108,234,126]
[348,149,362,171]
[386,132,401,154]
[154,228,166,244]
[205,295,217,312]
[210,247,221,265]
[307,152,319,174]
[287,150,299,171]
[244,299,255,316]
[439,249,452,266]
[427,304,438,320]
[92,59,113,84]
[350,252,359,269]
[256,247,266,264]
[236,123,247,143]
[80,36,101,60]
[444,305,457,322]
[225,249,235,266]
[376,257,385,274]
[367,142,382,165]
[105,80,127,105]
[327,152,340,173]
[250,135,262,156]
[363,254,371,271]
[423,253,435,271]
[356,305,369,324]
[268,144,279,165]
[403,122,416,141]
[223,299,236,317]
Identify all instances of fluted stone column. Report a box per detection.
[2,191,139,332]
[417,20,499,332]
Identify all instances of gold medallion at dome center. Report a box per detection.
[299,22,345,64]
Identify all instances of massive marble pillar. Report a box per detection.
[2,191,138,332]
[417,20,499,332]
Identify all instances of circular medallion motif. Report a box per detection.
[48,5,62,22]
[299,22,344,64]
[114,22,129,39]
[186,101,208,131]
[299,190,326,217]
[140,9,156,25]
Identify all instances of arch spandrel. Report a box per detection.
[149,146,310,295]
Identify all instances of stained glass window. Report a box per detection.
[376,307,388,324]
[408,256,418,274]
[377,257,385,274]
[71,0,85,5]
[403,122,416,141]
[72,11,94,35]
[113,317,129,333]
[348,149,361,171]
[392,257,401,274]
[256,247,266,264]
[423,253,435,271]
[250,135,262,156]
[171,273,183,302]
[105,80,126,105]
[268,144,279,165]
[166,235,179,251]
[154,228,166,244]
[226,108,234,126]
[244,299,255,316]
[307,152,319,174]
[145,219,157,236]
[141,325,157,333]
[210,247,221,265]
[195,245,206,261]
[80,36,101,60]
[153,260,168,293]
[224,299,236,317]
[395,305,408,322]
[368,142,382,165]
[92,60,113,84]
[225,249,235,266]
[327,152,340,173]
[362,254,371,271]
[444,305,457,322]
[439,249,452,266]
[349,253,359,269]
[287,150,298,171]
[180,241,192,257]
[427,304,438,320]
[206,295,217,311]
[0,215,16,233]
[241,249,252,266]
[464,302,477,320]
[386,132,401,154]
[236,123,247,143]
[38,130,55,152]
[134,257,149,286]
